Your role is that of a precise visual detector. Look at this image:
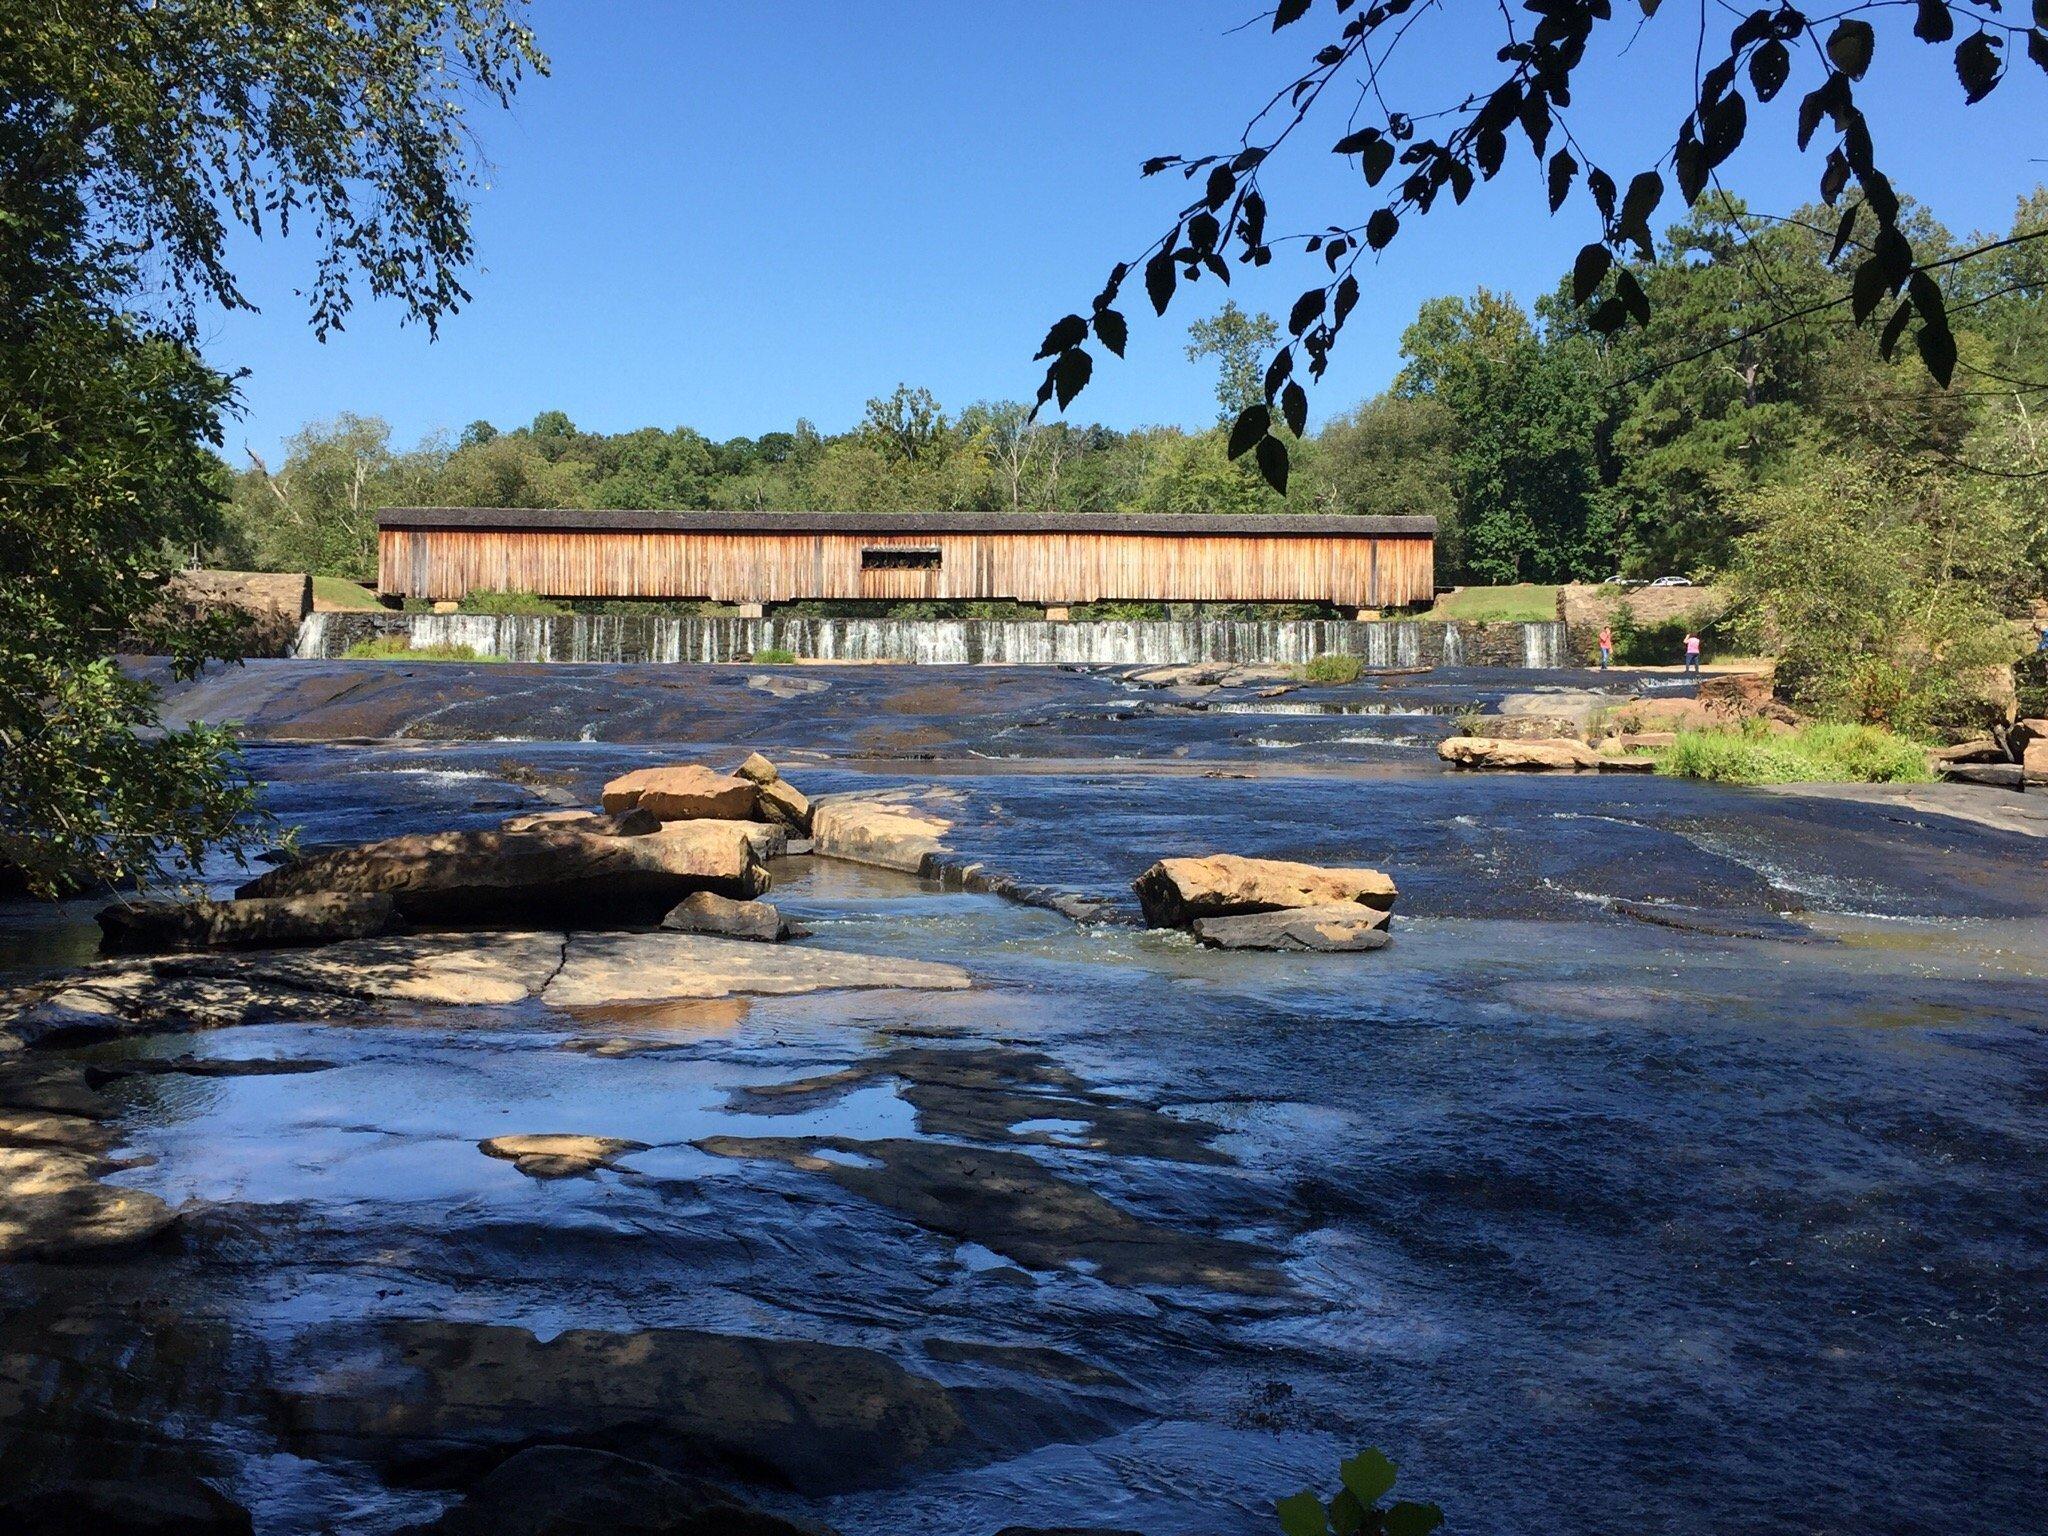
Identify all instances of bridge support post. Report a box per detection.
[1354,607,1382,621]
[735,601,764,619]
[1044,605,1072,622]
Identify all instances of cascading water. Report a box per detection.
[294,612,1571,668]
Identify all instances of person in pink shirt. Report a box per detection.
[1683,631,1701,674]
[1597,625,1613,670]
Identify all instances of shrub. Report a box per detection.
[342,637,502,662]
[1302,653,1364,685]
[1071,600,1170,621]
[458,588,568,616]
[1658,723,1931,785]
[747,647,798,664]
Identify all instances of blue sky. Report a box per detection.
[206,1,2046,463]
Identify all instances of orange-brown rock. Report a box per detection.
[600,765,757,822]
[1132,855,1396,930]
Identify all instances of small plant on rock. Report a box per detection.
[748,647,798,664]
[1276,1448,1442,1536]
[1302,653,1364,686]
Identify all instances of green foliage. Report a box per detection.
[2,0,541,895]
[458,588,569,616]
[342,638,502,662]
[747,647,799,664]
[1735,451,2026,734]
[1186,301,1281,420]
[1274,1447,1443,1536]
[1302,654,1364,685]
[1658,723,1933,785]
[1072,601,1169,621]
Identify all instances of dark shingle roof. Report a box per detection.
[377,508,1436,537]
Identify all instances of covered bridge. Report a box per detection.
[375,508,1437,614]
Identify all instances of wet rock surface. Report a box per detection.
[6,661,2048,1534]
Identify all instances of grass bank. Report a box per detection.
[342,637,504,663]
[1420,584,1559,623]
[312,576,383,610]
[1656,723,1931,785]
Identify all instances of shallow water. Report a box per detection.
[6,662,2046,1535]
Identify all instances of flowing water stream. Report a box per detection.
[3,662,2042,1535]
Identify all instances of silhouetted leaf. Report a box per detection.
[1827,20,1875,79]
[1333,272,1360,328]
[1228,403,1270,459]
[1333,128,1381,154]
[1917,318,1958,385]
[1187,211,1221,252]
[1850,255,1891,322]
[1281,379,1308,437]
[1204,163,1235,210]
[1362,136,1395,185]
[1144,251,1175,315]
[1034,314,1086,360]
[1615,267,1650,326]
[1830,203,1859,261]
[1272,0,1312,31]
[1588,296,1628,334]
[1255,433,1290,494]
[1587,167,1617,223]
[2031,29,2048,77]
[1366,208,1398,249]
[1617,170,1663,255]
[1674,138,1708,206]
[1338,1450,1398,1507]
[1703,91,1746,167]
[1328,1487,1367,1536]
[1289,287,1326,335]
[1547,149,1576,212]
[1913,0,1954,43]
[1276,1490,1327,1536]
[1092,307,1127,357]
[1476,128,1506,179]
[1572,242,1612,304]
[1052,347,1091,410]
[1820,149,1850,205]
[1749,39,1790,101]
[1264,347,1292,398]
[1879,298,1913,359]
[1955,32,2003,101]
[1384,1502,1445,1536]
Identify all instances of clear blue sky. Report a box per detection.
[206,1,2045,464]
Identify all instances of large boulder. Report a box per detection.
[0,1144,176,1259]
[1191,903,1392,952]
[236,828,766,925]
[0,1474,252,1535]
[1132,855,1396,930]
[657,817,787,860]
[97,894,399,955]
[601,765,757,822]
[660,892,795,943]
[731,754,815,834]
[1437,735,1604,771]
[811,789,955,874]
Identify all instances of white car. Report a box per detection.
[1649,576,1693,587]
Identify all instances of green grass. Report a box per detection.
[1420,584,1560,623]
[747,647,798,664]
[1300,653,1364,685]
[311,576,383,610]
[342,637,504,663]
[1657,723,1932,785]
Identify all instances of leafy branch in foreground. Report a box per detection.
[1276,1446,1443,1536]
[1033,0,2048,492]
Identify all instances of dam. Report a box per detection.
[294,611,1570,668]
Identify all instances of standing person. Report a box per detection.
[1597,624,1613,671]
[1683,631,1702,674]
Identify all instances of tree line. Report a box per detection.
[228,190,2047,611]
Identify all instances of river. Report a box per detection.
[2,659,2043,1535]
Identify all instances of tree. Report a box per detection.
[1032,1,2048,491]
[1,1,544,894]
[1184,301,1279,420]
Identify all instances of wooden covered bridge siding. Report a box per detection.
[376,510,1437,609]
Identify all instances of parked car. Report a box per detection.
[1649,576,1693,587]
